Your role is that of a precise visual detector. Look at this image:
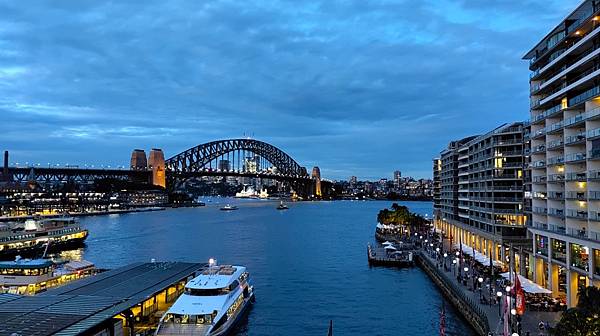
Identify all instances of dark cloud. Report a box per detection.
[0,0,580,179]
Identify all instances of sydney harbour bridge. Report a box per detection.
[1,139,330,199]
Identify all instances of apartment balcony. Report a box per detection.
[532,176,547,184]
[533,207,548,215]
[566,209,588,220]
[531,144,546,154]
[566,171,587,182]
[589,148,600,160]
[565,152,586,163]
[566,191,587,200]
[531,160,546,169]
[548,191,565,200]
[589,211,600,222]
[531,128,546,139]
[565,132,586,145]
[588,191,600,200]
[548,224,566,235]
[547,155,565,166]
[547,139,564,150]
[546,121,564,134]
[563,112,587,128]
[588,127,600,141]
[548,174,565,183]
[548,208,565,218]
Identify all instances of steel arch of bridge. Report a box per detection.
[165,139,308,178]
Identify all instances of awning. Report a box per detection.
[500,272,552,294]
[453,243,504,267]
[382,241,393,245]
[384,245,397,250]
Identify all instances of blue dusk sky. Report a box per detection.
[0,0,580,180]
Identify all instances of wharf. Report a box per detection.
[0,207,165,222]
[0,261,205,336]
[367,244,415,268]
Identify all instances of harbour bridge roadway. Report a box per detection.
[2,139,327,198]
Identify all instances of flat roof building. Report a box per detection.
[0,261,204,336]
[524,0,600,307]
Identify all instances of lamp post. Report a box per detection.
[463,267,469,287]
[443,253,448,270]
[497,291,503,316]
[478,277,484,300]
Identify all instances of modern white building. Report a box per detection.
[523,0,600,307]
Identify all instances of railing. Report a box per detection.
[531,161,546,168]
[589,148,600,160]
[563,113,586,127]
[566,172,587,181]
[547,139,564,149]
[418,253,490,334]
[531,145,546,153]
[533,207,548,215]
[565,132,586,145]
[565,152,586,162]
[547,121,564,133]
[532,128,546,138]
[533,176,547,183]
[588,191,600,200]
[588,170,600,179]
[548,174,565,182]
[589,211,600,222]
[566,191,587,200]
[548,208,565,218]
[547,156,565,165]
[569,85,600,107]
[548,224,566,234]
[548,192,564,200]
[566,209,588,220]
[588,127,600,139]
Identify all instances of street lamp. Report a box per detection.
[497,291,503,316]
[478,277,484,300]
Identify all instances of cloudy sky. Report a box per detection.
[0,0,580,180]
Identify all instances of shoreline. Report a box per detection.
[0,207,166,222]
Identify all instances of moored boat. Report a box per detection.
[0,217,88,259]
[276,201,289,210]
[155,260,255,336]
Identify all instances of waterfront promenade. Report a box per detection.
[420,241,561,335]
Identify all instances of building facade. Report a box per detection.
[524,0,600,306]
[435,124,529,272]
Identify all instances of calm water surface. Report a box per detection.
[73,200,475,336]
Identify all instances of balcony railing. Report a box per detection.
[548,174,565,182]
[533,207,548,215]
[588,191,600,200]
[548,191,564,200]
[569,85,600,107]
[566,209,588,220]
[565,152,586,162]
[548,224,566,234]
[532,176,547,183]
[589,148,600,160]
[547,156,565,165]
[548,208,565,218]
[588,170,600,180]
[565,132,586,145]
[565,172,586,181]
[566,191,587,200]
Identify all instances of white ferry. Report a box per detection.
[155,261,255,336]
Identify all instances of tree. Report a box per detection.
[551,286,600,336]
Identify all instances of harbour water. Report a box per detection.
[69,199,475,335]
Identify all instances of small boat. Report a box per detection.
[276,201,289,210]
[220,204,238,211]
[155,260,255,336]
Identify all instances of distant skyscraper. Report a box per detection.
[349,176,357,185]
[393,170,402,188]
[130,149,148,171]
[218,160,231,172]
[148,148,166,188]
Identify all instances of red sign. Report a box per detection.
[514,271,526,315]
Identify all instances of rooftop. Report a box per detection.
[0,261,205,336]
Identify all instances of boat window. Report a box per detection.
[185,287,230,296]
[228,280,239,291]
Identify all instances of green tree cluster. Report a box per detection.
[552,286,600,336]
[376,203,428,227]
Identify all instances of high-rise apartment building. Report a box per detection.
[435,123,528,270]
[433,158,442,216]
[523,0,600,306]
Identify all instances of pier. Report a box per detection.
[367,243,415,267]
[0,261,205,336]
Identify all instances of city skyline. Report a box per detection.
[0,0,579,180]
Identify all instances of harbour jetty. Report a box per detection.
[367,243,415,268]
